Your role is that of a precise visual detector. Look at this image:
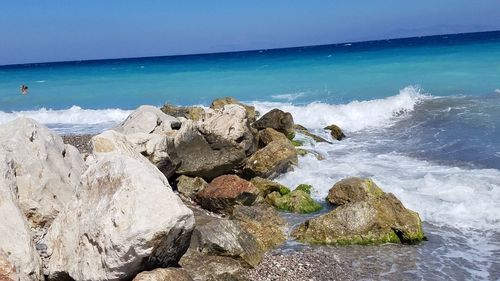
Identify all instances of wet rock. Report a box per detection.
[249,177,285,198]
[253,109,295,139]
[327,177,384,206]
[197,175,259,213]
[180,250,249,281]
[161,103,206,121]
[231,204,287,250]
[242,140,298,179]
[133,268,193,281]
[210,97,258,122]
[266,187,322,214]
[293,191,425,245]
[293,124,330,143]
[0,118,85,229]
[43,131,194,281]
[176,175,208,200]
[0,154,43,281]
[324,124,346,141]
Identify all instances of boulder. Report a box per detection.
[249,177,285,198]
[173,105,257,180]
[231,204,287,250]
[0,118,84,229]
[324,124,346,141]
[133,268,193,281]
[292,193,425,245]
[189,217,264,268]
[293,124,330,143]
[210,97,257,122]
[197,175,258,213]
[161,104,206,121]
[176,175,208,200]
[242,140,298,179]
[257,128,289,147]
[180,251,249,281]
[327,177,384,206]
[43,131,194,281]
[115,105,181,135]
[266,189,322,214]
[0,154,43,281]
[253,109,295,139]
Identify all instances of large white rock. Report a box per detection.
[114,105,181,135]
[0,154,43,280]
[43,130,194,281]
[0,118,85,228]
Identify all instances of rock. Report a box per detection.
[292,193,425,245]
[231,204,287,250]
[43,131,194,281]
[257,128,289,147]
[295,184,312,194]
[327,177,384,206]
[173,105,258,180]
[177,175,208,200]
[189,217,264,268]
[293,124,330,143]
[180,250,249,281]
[253,109,295,139]
[210,97,257,122]
[249,177,285,198]
[0,154,43,281]
[133,268,193,281]
[242,140,298,179]
[115,105,181,134]
[0,118,85,229]
[324,124,346,141]
[266,189,322,214]
[197,175,258,213]
[161,104,206,121]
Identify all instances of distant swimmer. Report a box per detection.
[20,84,28,95]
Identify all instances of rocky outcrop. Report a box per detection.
[0,118,84,229]
[242,139,298,179]
[133,268,193,281]
[293,124,330,143]
[196,175,258,213]
[293,178,425,245]
[43,131,194,281]
[176,175,208,200]
[253,109,295,139]
[324,124,346,141]
[266,185,322,214]
[210,97,257,122]
[161,104,206,121]
[0,154,43,281]
[327,177,384,206]
[115,105,181,135]
[231,204,287,250]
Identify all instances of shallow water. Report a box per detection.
[1,31,499,280]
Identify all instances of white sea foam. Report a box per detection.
[0,106,132,126]
[495,88,500,93]
[253,86,428,132]
[271,92,305,101]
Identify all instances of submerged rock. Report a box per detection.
[324,124,346,141]
[293,178,425,245]
[253,109,295,139]
[293,124,330,143]
[133,268,193,281]
[43,131,194,281]
[327,177,385,206]
[177,175,208,200]
[197,175,259,213]
[0,118,85,229]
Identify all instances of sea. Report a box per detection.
[1,31,499,280]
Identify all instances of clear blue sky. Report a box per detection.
[1,0,500,65]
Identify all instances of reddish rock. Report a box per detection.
[197,175,259,213]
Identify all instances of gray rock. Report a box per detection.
[176,175,208,200]
[253,109,295,139]
[133,268,193,281]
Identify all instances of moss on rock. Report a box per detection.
[266,189,322,214]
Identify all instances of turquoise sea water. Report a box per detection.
[1,31,500,280]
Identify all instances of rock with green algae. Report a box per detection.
[295,184,313,194]
[327,177,385,206]
[293,124,331,143]
[324,124,346,141]
[250,177,287,198]
[266,187,322,214]
[292,192,425,245]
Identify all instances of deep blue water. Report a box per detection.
[1,31,500,280]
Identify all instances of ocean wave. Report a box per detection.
[271,92,305,101]
[253,86,429,132]
[495,88,500,93]
[0,106,132,125]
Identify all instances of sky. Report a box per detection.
[1,0,500,65]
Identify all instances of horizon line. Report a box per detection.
[2,29,499,68]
